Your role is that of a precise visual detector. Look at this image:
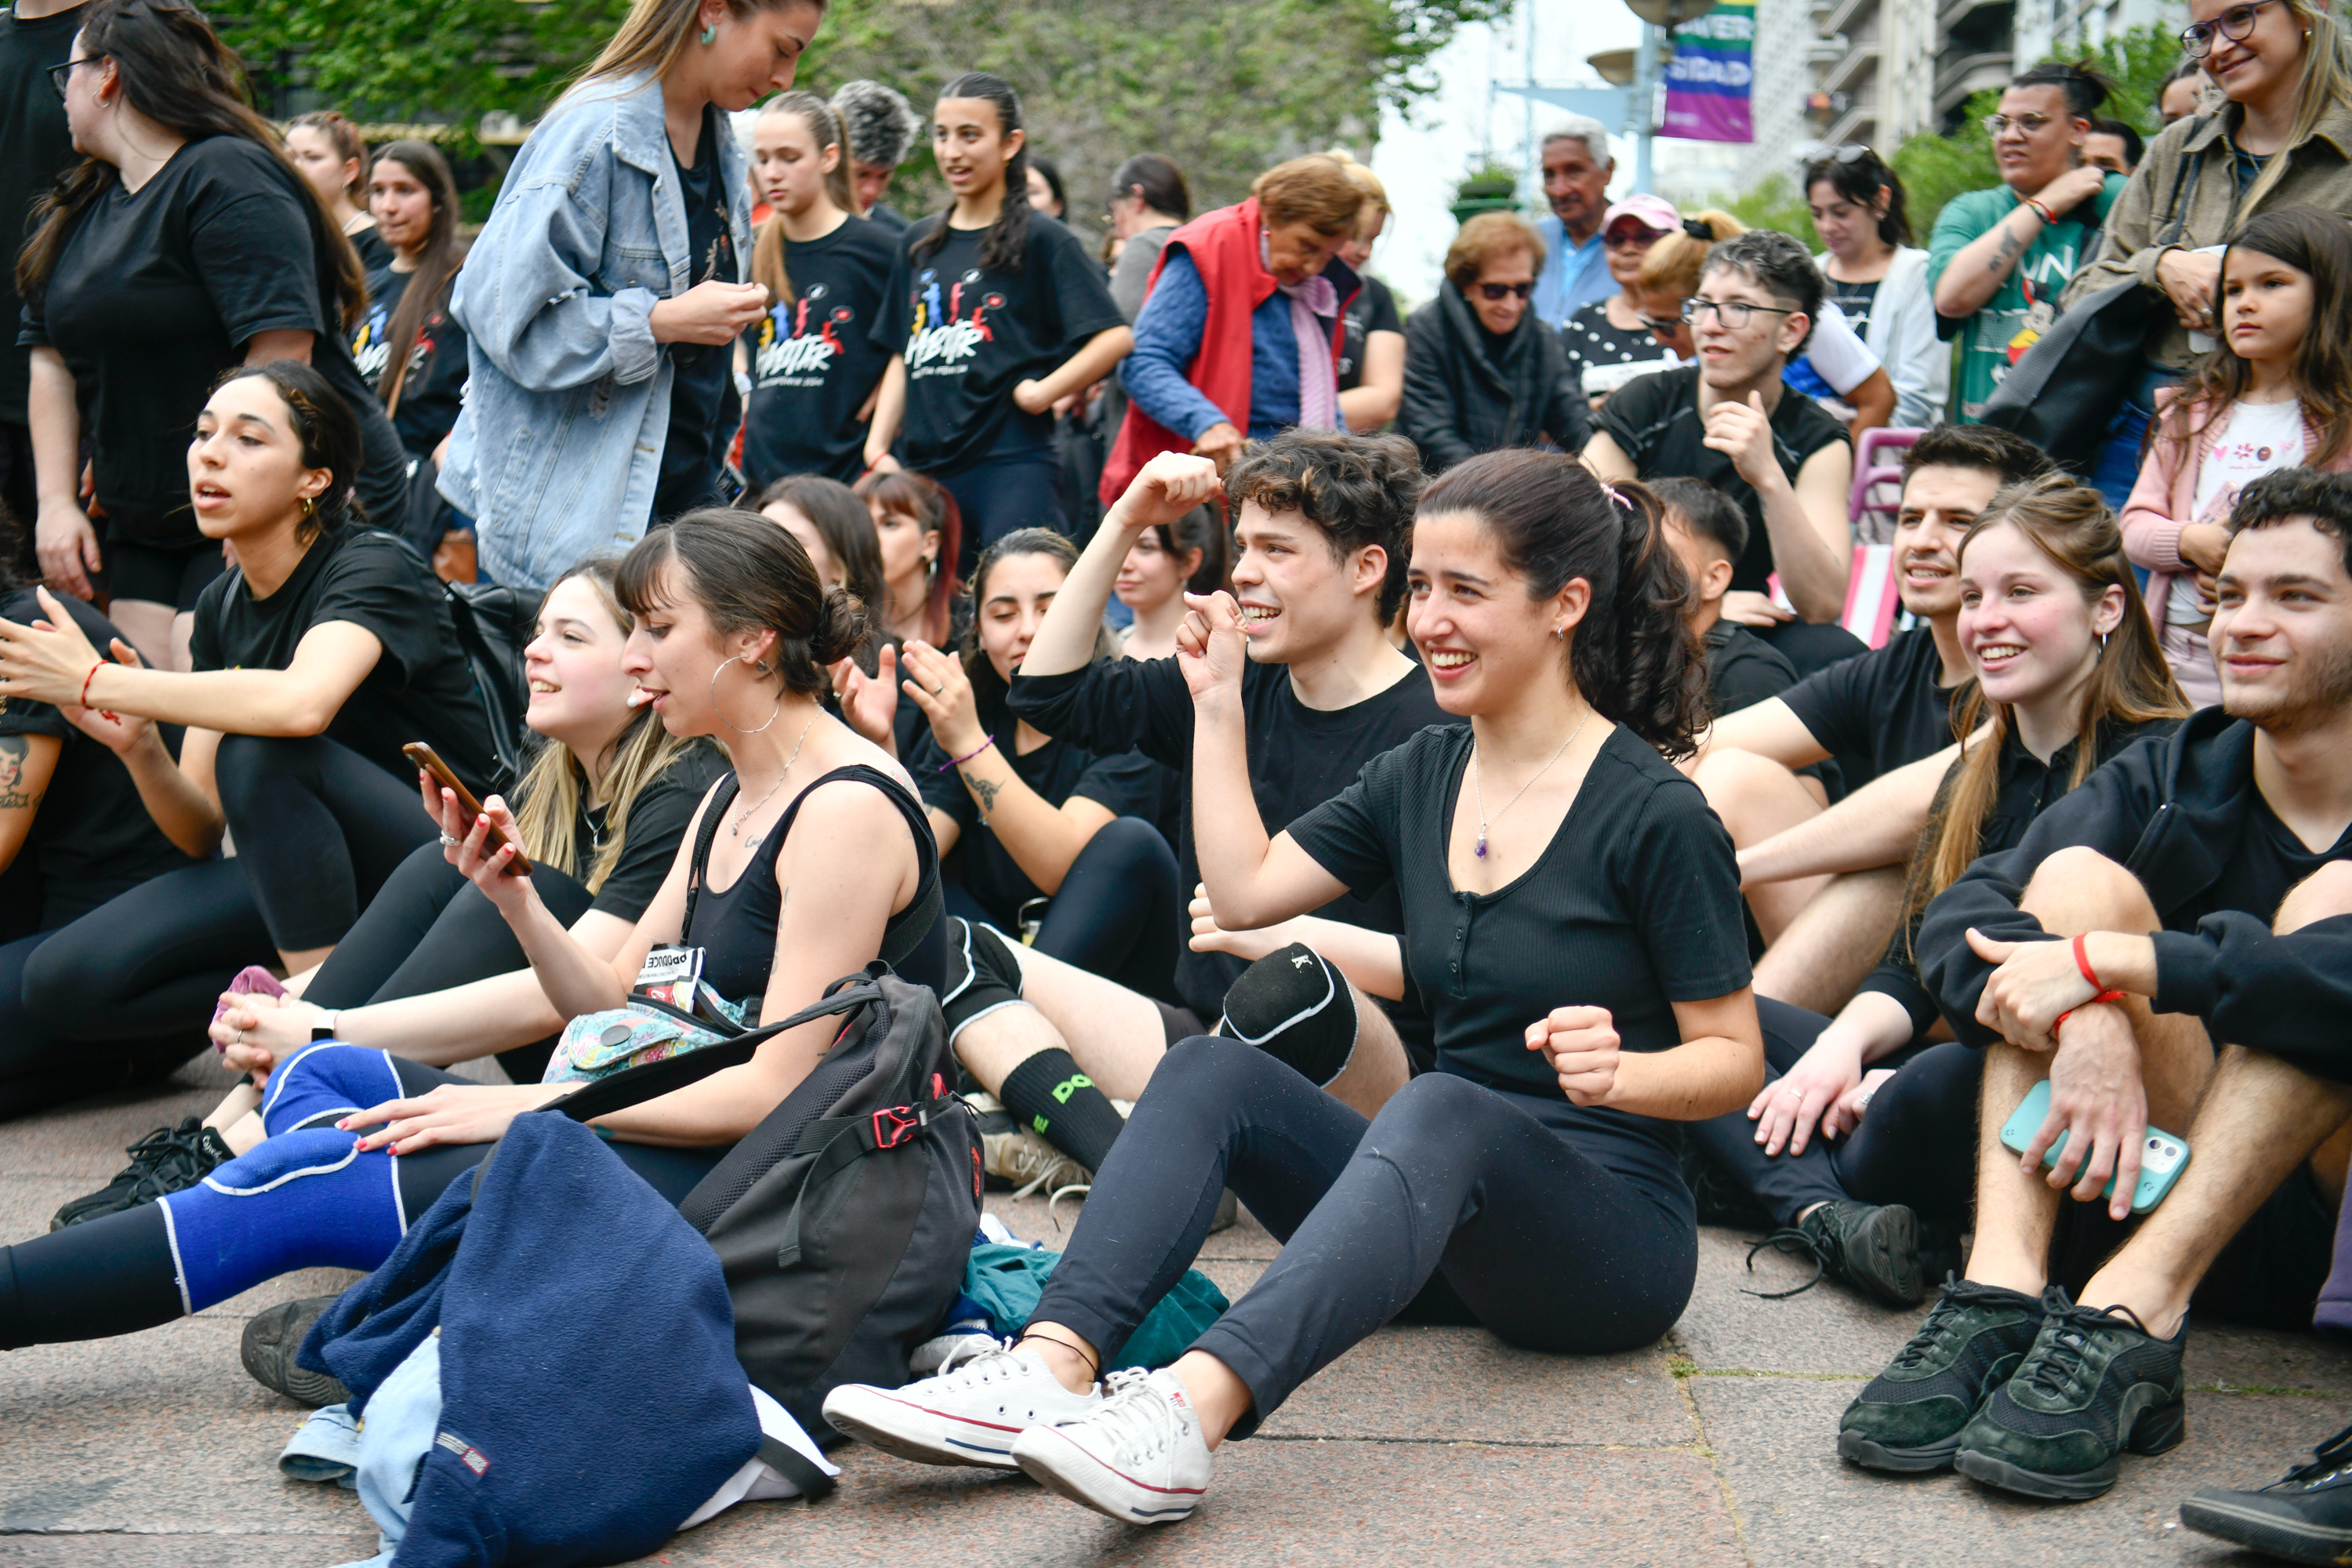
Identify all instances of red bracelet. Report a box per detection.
[2054,990,2129,1036]
[78,661,118,723]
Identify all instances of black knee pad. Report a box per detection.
[941,917,1028,1040]
[1215,943,1357,1087]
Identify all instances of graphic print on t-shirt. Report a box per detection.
[903,266,1007,383]
[753,282,856,387]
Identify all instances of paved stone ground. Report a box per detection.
[3,1053,2347,1566]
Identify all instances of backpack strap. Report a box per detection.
[550,972,878,1123]
[679,774,742,946]
[768,1087,964,1269]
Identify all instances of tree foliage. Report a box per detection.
[221,0,1508,214]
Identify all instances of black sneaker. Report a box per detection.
[1953,1292,2187,1501]
[1838,1275,2045,1473]
[1744,1200,1926,1306]
[1678,1134,1773,1230]
[50,1117,235,1230]
[2181,1421,2352,1564]
[241,1296,353,1408]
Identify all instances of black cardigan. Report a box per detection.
[1398,281,1589,474]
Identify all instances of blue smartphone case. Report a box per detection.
[1998,1080,2190,1215]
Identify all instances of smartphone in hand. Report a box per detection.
[1998,1080,2189,1214]
[404,742,532,876]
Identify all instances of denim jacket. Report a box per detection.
[437,72,752,590]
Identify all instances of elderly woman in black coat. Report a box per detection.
[1399,212,1589,474]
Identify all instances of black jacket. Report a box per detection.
[1918,706,2352,1080]
[1399,281,1589,474]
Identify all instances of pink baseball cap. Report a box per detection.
[1602,194,1681,235]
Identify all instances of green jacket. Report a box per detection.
[2062,95,2352,372]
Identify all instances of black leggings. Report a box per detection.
[1031,1036,1695,1436]
[950,816,1181,1003]
[214,733,441,952]
[303,843,598,1083]
[0,927,210,1120]
[0,1049,727,1350]
[1683,996,1984,1230]
[17,857,276,1080]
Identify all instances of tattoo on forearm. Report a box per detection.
[1983,222,2024,276]
[964,771,1002,815]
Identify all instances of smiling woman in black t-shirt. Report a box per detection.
[903,528,1180,996]
[0,364,493,998]
[16,0,405,669]
[862,74,1131,569]
[822,450,1763,1523]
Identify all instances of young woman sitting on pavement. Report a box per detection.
[0,509,943,1361]
[1683,476,2187,1306]
[822,449,1764,1526]
[902,528,1182,999]
[48,559,728,1228]
[0,364,496,1111]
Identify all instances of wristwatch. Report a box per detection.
[310,1010,342,1043]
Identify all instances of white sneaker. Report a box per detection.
[1011,1367,1213,1524]
[822,1339,1100,1469]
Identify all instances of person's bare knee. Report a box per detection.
[1753,866,1905,1012]
[2278,862,2352,935]
[2016,846,2158,937]
[1321,984,1409,1118]
[952,1003,1072,1097]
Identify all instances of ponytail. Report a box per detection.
[1417,451,1707,757]
[910,72,1034,274]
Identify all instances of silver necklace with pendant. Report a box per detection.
[1471,709,1590,860]
[732,713,816,851]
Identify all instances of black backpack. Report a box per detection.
[555,964,979,1440]
[440,579,536,784]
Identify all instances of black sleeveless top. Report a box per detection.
[683,764,946,1004]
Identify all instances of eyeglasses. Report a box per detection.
[1983,111,2061,136]
[1603,225,1664,249]
[1475,280,1535,301]
[2183,0,2281,56]
[1682,296,1796,328]
[45,57,87,101]
[1641,312,1686,333]
[1831,143,1883,166]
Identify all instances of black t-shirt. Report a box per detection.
[350,266,470,458]
[909,681,1169,926]
[1289,724,1750,1176]
[867,203,909,237]
[574,738,729,921]
[1336,275,1403,394]
[654,108,739,521]
[2206,790,2352,927]
[1595,365,1851,595]
[1777,624,1963,784]
[1008,655,1458,1042]
[872,213,1126,474]
[349,224,394,274]
[1826,276,1878,344]
[741,216,899,486]
[0,1,86,426]
[1560,299,1670,397]
[189,528,498,791]
[0,588,198,927]
[1704,620,1801,717]
[1860,717,2182,1034]
[21,136,399,547]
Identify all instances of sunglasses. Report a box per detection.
[1831,143,1883,166]
[1604,225,1664,249]
[2182,0,2281,56]
[1475,281,1535,301]
[1983,111,2063,136]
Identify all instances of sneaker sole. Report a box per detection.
[1844,1205,1926,1307]
[1954,1447,2120,1501]
[2180,1492,2352,1565]
[240,1303,352,1408]
[1837,1428,1965,1474]
[1012,1425,1203,1524]
[821,1385,1026,1470]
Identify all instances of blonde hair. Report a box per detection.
[1324,148,1390,237]
[582,0,822,88]
[750,92,855,307]
[510,561,707,892]
[1251,154,1367,235]
[2243,0,2352,212]
[1444,211,1547,291]
[1637,209,1745,297]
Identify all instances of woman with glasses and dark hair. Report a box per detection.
[1398,212,1589,474]
[1559,194,1684,411]
[1805,147,1947,429]
[2064,0,2352,503]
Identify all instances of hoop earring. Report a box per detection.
[2100,629,2111,650]
[699,23,717,43]
[300,495,315,517]
[710,652,783,735]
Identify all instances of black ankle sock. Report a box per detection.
[998,1047,1124,1174]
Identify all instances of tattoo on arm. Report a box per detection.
[964,770,1002,815]
[1982,221,2025,277]
[0,735,37,811]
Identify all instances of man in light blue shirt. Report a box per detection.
[1531,118,1617,328]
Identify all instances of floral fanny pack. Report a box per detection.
[540,944,758,1085]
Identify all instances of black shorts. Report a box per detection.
[104,535,225,612]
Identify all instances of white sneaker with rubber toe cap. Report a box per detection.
[822,1339,1100,1469]
[1011,1367,1213,1524]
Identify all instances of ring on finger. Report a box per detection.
[439,833,459,848]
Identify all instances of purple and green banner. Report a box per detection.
[1661,0,1755,143]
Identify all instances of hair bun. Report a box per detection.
[809,586,869,668]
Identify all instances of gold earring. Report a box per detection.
[300,495,315,517]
